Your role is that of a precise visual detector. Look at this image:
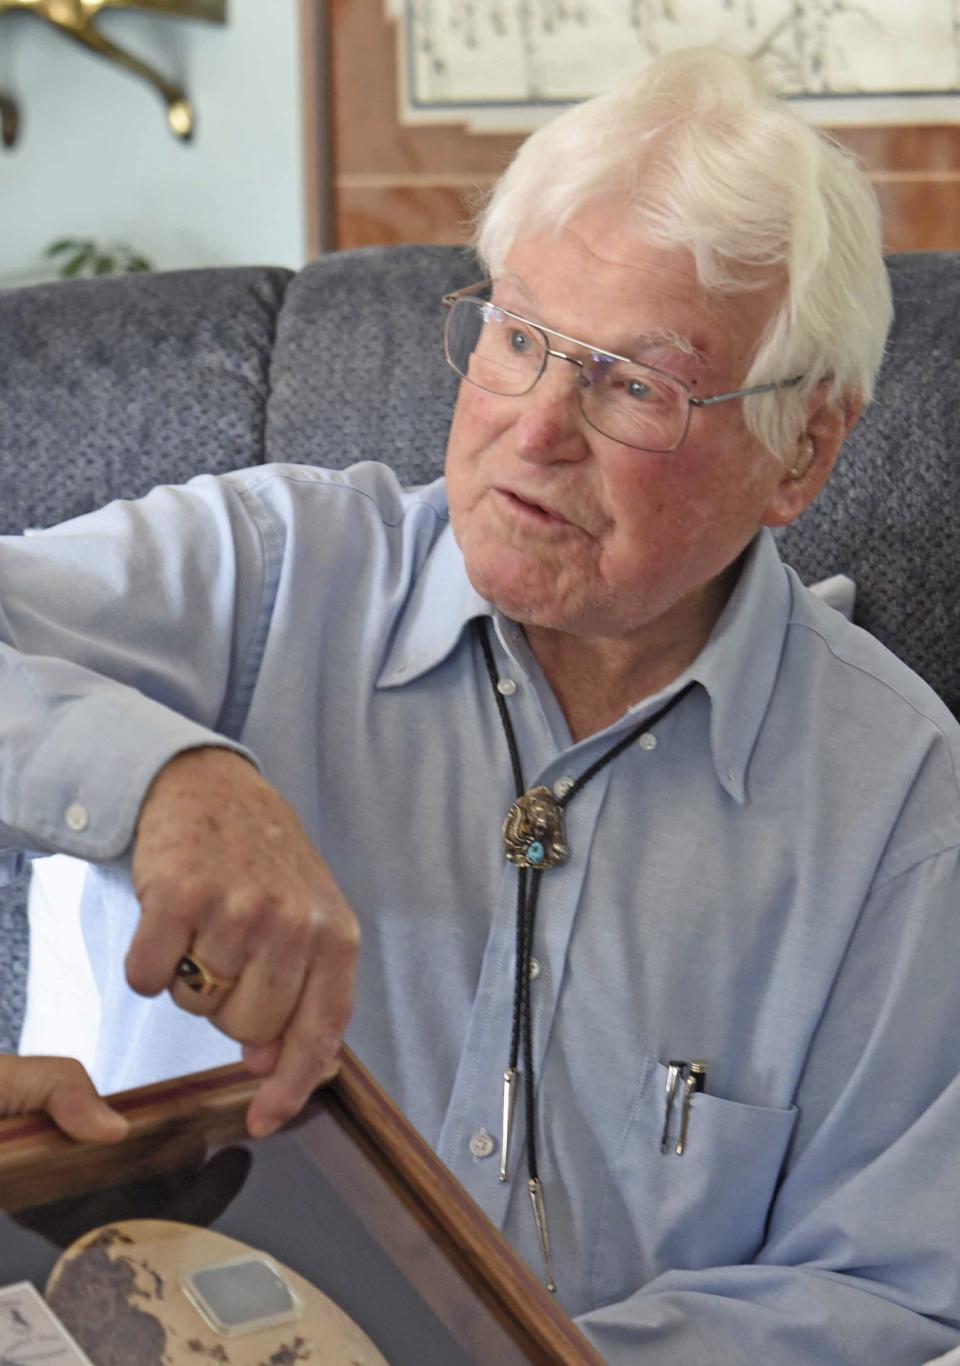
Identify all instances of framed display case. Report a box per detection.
[0,1050,602,1364]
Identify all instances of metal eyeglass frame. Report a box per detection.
[441,280,804,453]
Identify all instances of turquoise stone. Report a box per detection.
[527,841,546,865]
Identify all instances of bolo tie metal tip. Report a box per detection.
[527,1177,557,1293]
[499,1067,518,1182]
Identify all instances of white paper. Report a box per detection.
[0,1282,94,1365]
[390,0,960,128]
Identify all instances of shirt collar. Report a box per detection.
[672,528,791,804]
[377,521,490,687]
[378,518,791,805]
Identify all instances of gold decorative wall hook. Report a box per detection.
[0,0,227,145]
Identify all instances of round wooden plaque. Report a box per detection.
[45,1218,388,1365]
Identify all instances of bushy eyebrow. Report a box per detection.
[629,330,706,364]
[492,276,708,367]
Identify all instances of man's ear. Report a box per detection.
[761,390,862,529]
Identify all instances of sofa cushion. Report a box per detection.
[778,252,960,714]
[266,244,478,485]
[0,878,27,1054]
[0,266,293,536]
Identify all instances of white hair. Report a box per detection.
[473,48,893,459]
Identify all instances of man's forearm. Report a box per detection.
[577,1265,959,1365]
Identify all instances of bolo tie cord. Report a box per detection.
[476,617,695,1293]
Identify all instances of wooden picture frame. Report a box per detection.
[0,1050,602,1364]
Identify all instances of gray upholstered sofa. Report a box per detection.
[2,246,959,1054]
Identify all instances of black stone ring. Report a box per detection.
[175,953,235,997]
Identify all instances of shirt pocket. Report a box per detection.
[591,1055,799,1308]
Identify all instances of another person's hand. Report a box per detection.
[127,748,359,1139]
[0,1055,129,1142]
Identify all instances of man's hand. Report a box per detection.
[0,1055,129,1142]
[127,748,359,1138]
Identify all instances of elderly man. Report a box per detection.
[1,46,958,1364]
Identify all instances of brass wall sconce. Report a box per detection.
[0,0,227,146]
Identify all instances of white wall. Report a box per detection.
[0,0,306,282]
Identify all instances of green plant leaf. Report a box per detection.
[43,238,153,277]
[46,238,88,258]
[61,246,96,278]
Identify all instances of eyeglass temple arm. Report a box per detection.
[690,375,804,409]
[442,280,494,309]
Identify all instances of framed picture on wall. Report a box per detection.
[320,0,960,255]
[391,0,960,129]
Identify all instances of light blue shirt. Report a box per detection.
[2,462,959,1364]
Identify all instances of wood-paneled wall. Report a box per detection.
[326,0,960,255]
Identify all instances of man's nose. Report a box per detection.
[513,355,587,462]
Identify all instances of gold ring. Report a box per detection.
[175,953,235,997]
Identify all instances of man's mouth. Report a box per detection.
[496,488,572,527]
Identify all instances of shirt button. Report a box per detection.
[638,732,657,751]
[64,803,89,832]
[496,678,518,696]
[529,957,542,980]
[553,776,574,797]
[469,1128,495,1159]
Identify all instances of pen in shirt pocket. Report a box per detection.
[659,1059,708,1155]
[659,1059,686,1153]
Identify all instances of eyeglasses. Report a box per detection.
[442,281,803,454]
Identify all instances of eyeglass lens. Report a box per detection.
[444,297,689,451]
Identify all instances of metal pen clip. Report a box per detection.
[675,1059,708,1156]
[659,1059,686,1153]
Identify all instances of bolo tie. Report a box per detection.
[476,618,694,1292]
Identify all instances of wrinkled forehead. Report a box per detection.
[497,201,784,371]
